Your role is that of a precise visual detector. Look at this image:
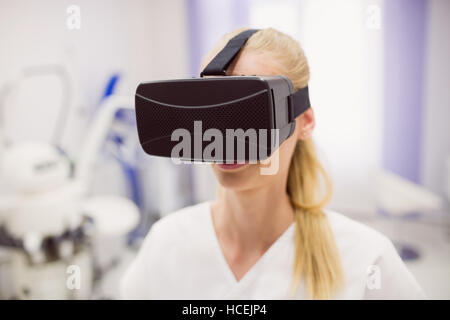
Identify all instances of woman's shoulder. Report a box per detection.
[323,208,393,259]
[147,201,211,243]
[323,209,426,299]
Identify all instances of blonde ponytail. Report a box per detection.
[287,139,343,299]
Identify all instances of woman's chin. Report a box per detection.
[212,163,253,190]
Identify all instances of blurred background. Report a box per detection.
[0,0,448,299]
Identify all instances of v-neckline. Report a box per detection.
[206,201,295,287]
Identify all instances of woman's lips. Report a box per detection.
[216,163,247,170]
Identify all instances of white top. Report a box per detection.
[120,201,426,299]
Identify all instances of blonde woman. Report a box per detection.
[121,28,425,299]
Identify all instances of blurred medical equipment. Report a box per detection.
[95,74,147,241]
[0,65,72,151]
[0,66,139,299]
[376,169,444,260]
[376,170,443,213]
[98,75,142,208]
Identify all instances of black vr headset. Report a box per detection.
[135,29,311,163]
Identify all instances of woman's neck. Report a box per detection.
[211,183,295,253]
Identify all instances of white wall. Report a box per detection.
[421,0,450,202]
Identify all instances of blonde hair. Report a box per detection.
[201,28,343,299]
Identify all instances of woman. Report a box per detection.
[121,28,425,299]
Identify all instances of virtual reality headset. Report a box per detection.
[135,29,311,163]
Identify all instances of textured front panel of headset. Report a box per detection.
[135,91,273,160]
